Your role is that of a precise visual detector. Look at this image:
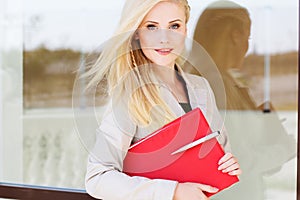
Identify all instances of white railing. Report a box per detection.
[22,109,297,199]
[23,108,103,189]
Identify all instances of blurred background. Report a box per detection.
[0,0,298,199]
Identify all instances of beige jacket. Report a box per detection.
[85,73,230,200]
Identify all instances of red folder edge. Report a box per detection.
[123,108,239,197]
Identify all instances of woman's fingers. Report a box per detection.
[228,168,242,176]
[218,156,237,171]
[218,152,234,165]
[218,153,242,176]
[195,183,219,193]
[221,162,239,173]
[174,182,216,200]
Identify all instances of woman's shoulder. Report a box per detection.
[183,73,210,87]
[99,100,137,136]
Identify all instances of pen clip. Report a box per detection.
[171,131,220,155]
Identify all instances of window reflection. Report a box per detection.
[184,1,297,200]
[23,48,80,108]
[0,0,297,199]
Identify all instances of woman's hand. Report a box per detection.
[218,152,242,176]
[173,182,219,200]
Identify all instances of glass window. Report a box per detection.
[0,0,298,199]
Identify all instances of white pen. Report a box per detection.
[171,131,220,155]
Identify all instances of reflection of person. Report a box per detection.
[84,0,241,200]
[186,1,296,200]
[187,0,254,110]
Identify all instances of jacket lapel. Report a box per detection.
[158,72,208,118]
[159,85,185,118]
[181,72,208,114]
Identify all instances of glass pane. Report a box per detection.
[0,0,23,183]
[186,1,298,200]
[0,0,298,200]
[22,0,126,189]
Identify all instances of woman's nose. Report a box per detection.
[158,29,169,44]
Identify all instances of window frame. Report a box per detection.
[0,182,97,199]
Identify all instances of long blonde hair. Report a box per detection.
[83,0,191,126]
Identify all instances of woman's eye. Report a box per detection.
[170,23,180,30]
[146,24,157,31]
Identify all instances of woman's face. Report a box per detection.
[137,1,187,68]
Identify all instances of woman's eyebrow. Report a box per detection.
[141,19,183,26]
[169,19,183,23]
[144,20,159,24]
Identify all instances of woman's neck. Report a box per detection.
[152,64,178,85]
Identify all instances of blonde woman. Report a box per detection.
[84,0,241,199]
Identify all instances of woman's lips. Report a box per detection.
[155,48,173,55]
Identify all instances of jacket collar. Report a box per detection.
[157,68,204,118]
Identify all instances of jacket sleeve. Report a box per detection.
[85,108,178,200]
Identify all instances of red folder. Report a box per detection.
[123,107,239,197]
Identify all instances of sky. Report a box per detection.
[19,0,299,54]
